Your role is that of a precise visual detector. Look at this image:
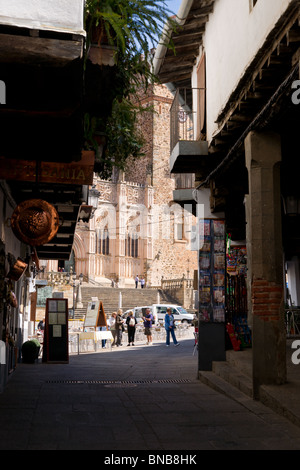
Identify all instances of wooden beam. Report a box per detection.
[0,33,84,66]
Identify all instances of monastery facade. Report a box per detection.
[69,84,198,287]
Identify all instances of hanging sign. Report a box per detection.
[0,151,94,185]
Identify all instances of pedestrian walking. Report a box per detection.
[164,307,180,347]
[108,312,117,346]
[140,277,145,288]
[126,310,137,346]
[116,308,125,346]
[135,275,139,288]
[143,308,154,345]
[37,318,45,332]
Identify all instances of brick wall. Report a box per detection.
[252,278,284,321]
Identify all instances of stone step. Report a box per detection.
[198,347,253,402]
[74,285,180,318]
[211,361,253,398]
[197,371,264,416]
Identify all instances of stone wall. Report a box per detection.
[73,84,198,288]
[126,84,198,286]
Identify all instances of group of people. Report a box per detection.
[107,307,179,347]
[107,309,137,347]
[134,275,145,288]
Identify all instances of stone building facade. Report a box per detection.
[69,84,198,287]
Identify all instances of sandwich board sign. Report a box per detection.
[84,298,107,330]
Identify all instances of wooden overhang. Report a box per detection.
[0,23,89,261]
[0,24,85,163]
[153,0,214,176]
[155,0,300,186]
[196,0,300,186]
[154,0,215,92]
[197,1,300,244]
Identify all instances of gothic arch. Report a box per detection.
[72,232,88,276]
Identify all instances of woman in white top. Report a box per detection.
[108,312,117,346]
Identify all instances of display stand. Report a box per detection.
[198,219,226,370]
[43,298,69,363]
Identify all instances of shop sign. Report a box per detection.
[0,151,94,185]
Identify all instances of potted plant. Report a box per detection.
[84,0,177,55]
[21,339,40,364]
[83,0,178,180]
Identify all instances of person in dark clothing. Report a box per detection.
[126,310,137,346]
[143,308,154,345]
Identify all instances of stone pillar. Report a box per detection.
[244,131,286,398]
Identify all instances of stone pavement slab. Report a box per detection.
[1,336,300,451]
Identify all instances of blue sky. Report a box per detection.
[165,0,183,16]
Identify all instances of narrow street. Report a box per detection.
[1,337,300,452]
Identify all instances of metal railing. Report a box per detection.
[170,87,202,153]
[285,308,300,337]
[174,173,195,190]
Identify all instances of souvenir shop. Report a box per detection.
[198,219,251,368]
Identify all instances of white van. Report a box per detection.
[152,304,194,324]
[126,304,194,325]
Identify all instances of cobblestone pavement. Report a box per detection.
[1,334,300,452]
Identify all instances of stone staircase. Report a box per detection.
[74,285,179,319]
[198,348,255,411]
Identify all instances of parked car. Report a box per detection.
[124,304,194,325]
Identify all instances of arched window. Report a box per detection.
[125,233,138,258]
[96,228,110,255]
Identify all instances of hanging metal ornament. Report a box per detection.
[10,199,59,246]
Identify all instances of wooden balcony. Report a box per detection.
[170,88,208,173]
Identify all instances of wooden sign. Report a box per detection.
[0,151,94,186]
[43,298,69,363]
[84,300,107,329]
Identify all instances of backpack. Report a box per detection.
[129,317,135,327]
